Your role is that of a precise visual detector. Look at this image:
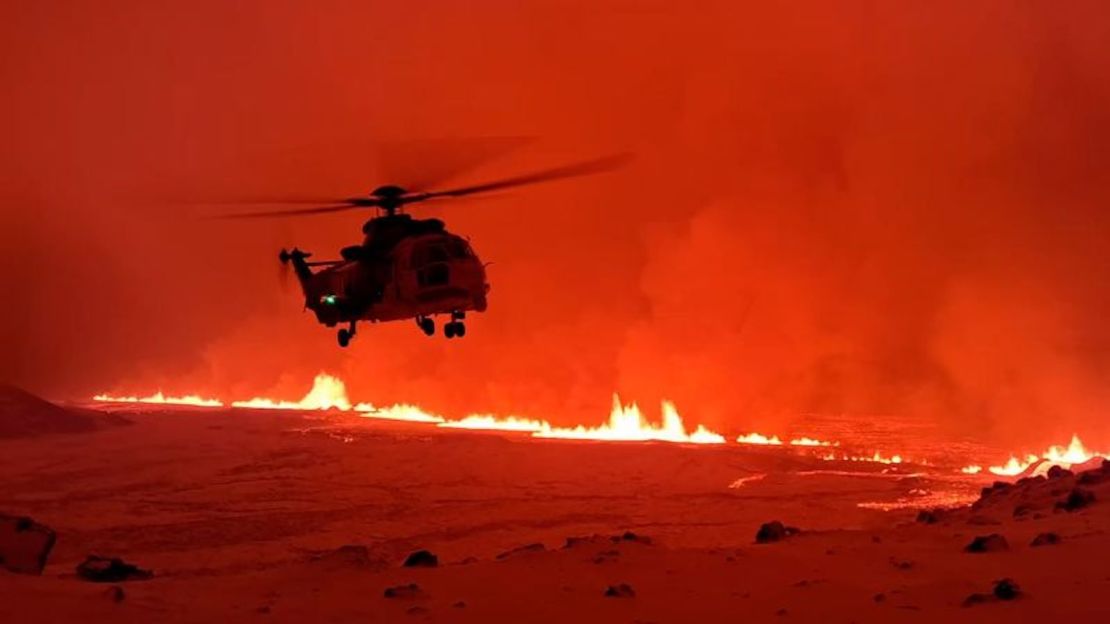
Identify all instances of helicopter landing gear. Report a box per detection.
[444,311,466,339]
[416,316,435,336]
[337,321,356,348]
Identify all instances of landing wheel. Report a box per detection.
[417,316,435,336]
[444,321,466,339]
[337,328,351,347]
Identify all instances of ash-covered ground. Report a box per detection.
[2,404,1108,622]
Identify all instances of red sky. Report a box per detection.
[3,1,1109,447]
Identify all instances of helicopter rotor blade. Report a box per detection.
[409,152,633,203]
[213,202,370,219]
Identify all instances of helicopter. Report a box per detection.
[221,154,630,347]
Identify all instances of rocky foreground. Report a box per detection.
[1,406,1108,622]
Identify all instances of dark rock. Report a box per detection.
[564,535,601,549]
[103,586,125,603]
[755,521,800,544]
[962,593,992,607]
[76,556,153,583]
[1015,476,1045,487]
[451,601,466,608]
[1055,488,1095,512]
[964,533,1009,553]
[603,583,635,598]
[915,509,945,524]
[888,557,914,570]
[495,543,545,560]
[612,531,652,545]
[405,606,429,616]
[1077,471,1106,485]
[1012,504,1034,518]
[0,514,56,574]
[402,549,438,568]
[873,593,886,603]
[993,578,1021,601]
[383,583,423,599]
[313,544,376,568]
[1046,465,1073,480]
[1030,532,1061,547]
[775,608,788,616]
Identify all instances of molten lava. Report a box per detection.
[985,435,1110,477]
[92,392,223,407]
[90,374,1106,469]
[231,373,352,411]
[530,397,725,444]
[736,433,783,445]
[439,414,546,432]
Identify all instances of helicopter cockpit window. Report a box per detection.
[446,239,473,258]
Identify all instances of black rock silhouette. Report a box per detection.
[76,556,153,583]
[0,514,56,575]
[964,534,1009,553]
[603,583,636,598]
[402,549,438,568]
[755,521,800,543]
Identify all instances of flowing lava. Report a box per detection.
[982,435,1110,477]
[92,392,223,407]
[91,373,1106,470]
[530,397,725,444]
[231,374,352,411]
[93,374,724,444]
[736,433,783,445]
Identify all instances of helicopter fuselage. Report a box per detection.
[289,216,489,339]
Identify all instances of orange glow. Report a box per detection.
[231,373,352,411]
[439,414,546,432]
[1043,434,1107,465]
[92,392,223,407]
[736,433,783,445]
[986,435,1109,476]
[532,396,725,444]
[789,437,839,447]
[358,403,446,423]
[822,451,904,465]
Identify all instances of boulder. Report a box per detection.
[964,533,1009,553]
[401,549,438,568]
[1030,532,1061,547]
[312,544,381,569]
[915,509,945,524]
[993,578,1021,601]
[755,521,800,544]
[603,583,635,598]
[383,583,423,599]
[611,531,652,545]
[0,514,56,574]
[1055,488,1095,512]
[75,556,153,583]
[1046,465,1073,480]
